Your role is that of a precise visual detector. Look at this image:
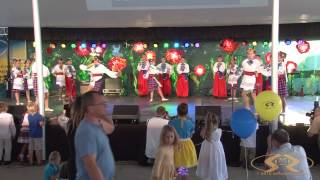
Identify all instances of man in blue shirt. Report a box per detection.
[75,91,115,180]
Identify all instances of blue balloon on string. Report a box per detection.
[231,108,257,139]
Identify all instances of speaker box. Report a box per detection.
[112,105,140,124]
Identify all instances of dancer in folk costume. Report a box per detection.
[65,58,77,102]
[157,58,173,96]
[31,61,53,111]
[212,55,227,98]
[176,58,190,97]
[137,55,149,96]
[51,58,66,100]
[86,56,118,93]
[226,57,241,102]
[278,51,288,113]
[23,59,33,103]
[11,59,24,105]
[255,55,264,95]
[146,60,168,103]
[240,48,260,110]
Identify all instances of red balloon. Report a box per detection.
[265,52,272,64]
[220,38,239,54]
[194,64,206,77]
[296,40,310,54]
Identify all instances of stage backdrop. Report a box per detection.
[7,39,319,96]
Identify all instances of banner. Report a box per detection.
[0,36,8,84]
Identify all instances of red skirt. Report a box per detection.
[137,71,148,96]
[176,74,189,97]
[66,77,76,98]
[158,73,171,96]
[212,72,227,97]
[255,73,263,95]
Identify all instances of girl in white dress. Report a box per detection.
[11,59,24,105]
[196,112,228,180]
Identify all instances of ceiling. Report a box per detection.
[0,0,319,28]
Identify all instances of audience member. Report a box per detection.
[196,112,228,180]
[145,106,170,159]
[270,129,312,180]
[151,125,179,180]
[17,105,30,163]
[0,102,16,165]
[44,151,61,180]
[308,107,320,150]
[74,91,115,180]
[169,103,197,180]
[27,102,44,165]
[240,122,258,169]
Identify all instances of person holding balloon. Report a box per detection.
[212,55,227,98]
[240,48,260,110]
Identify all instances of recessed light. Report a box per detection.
[299,14,310,20]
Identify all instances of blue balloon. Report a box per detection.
[231,108,257,139]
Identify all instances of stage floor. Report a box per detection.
[1,95,316,126]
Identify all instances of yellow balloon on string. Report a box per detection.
[255,91,282,122]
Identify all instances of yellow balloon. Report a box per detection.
[255,91,282,121]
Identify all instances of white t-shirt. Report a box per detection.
[240,124,259,148]
[145,116,169,158]
[0,112,16,139]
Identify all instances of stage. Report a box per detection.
[1,94,316,126]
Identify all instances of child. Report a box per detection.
[0,102,16,165]
[169,103,197,180]
[11,59,24,105]
[240,123,259,169]
[255,55,264,95]
[240,48,260,110]
[151,125,179,180]
[227,57,241,102]
[196,112,228,180]
[17,107,31,163]
[212,55,227,98]
[23,59,33,103]
[65,58,77,102]
[156,58,173,96]
[27,102,44,165]
[176,58,190,97]
[137,55,150,96]
[44,151,61,180]
[145,60,168,103]
[278,51,288,113]
[52,58,66,100]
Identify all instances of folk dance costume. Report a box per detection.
[212,62,227,98]
[23,67,33,91]
[176,62,190,97]
[65,65,77,100]
[31,63,50,97]
[137,61,149,96]
[51,64,66,88]
[88,64,117,93]
[240,59,260,92]
[196,128,228,180]
[146,65,161,91]
[278,61,288,98]
[255,61,264,95]
[156,62,172,96]
[11,67,24,92]
[227,64,241,100]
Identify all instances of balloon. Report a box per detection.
[231,108,257,139]
[255,91,282,121]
